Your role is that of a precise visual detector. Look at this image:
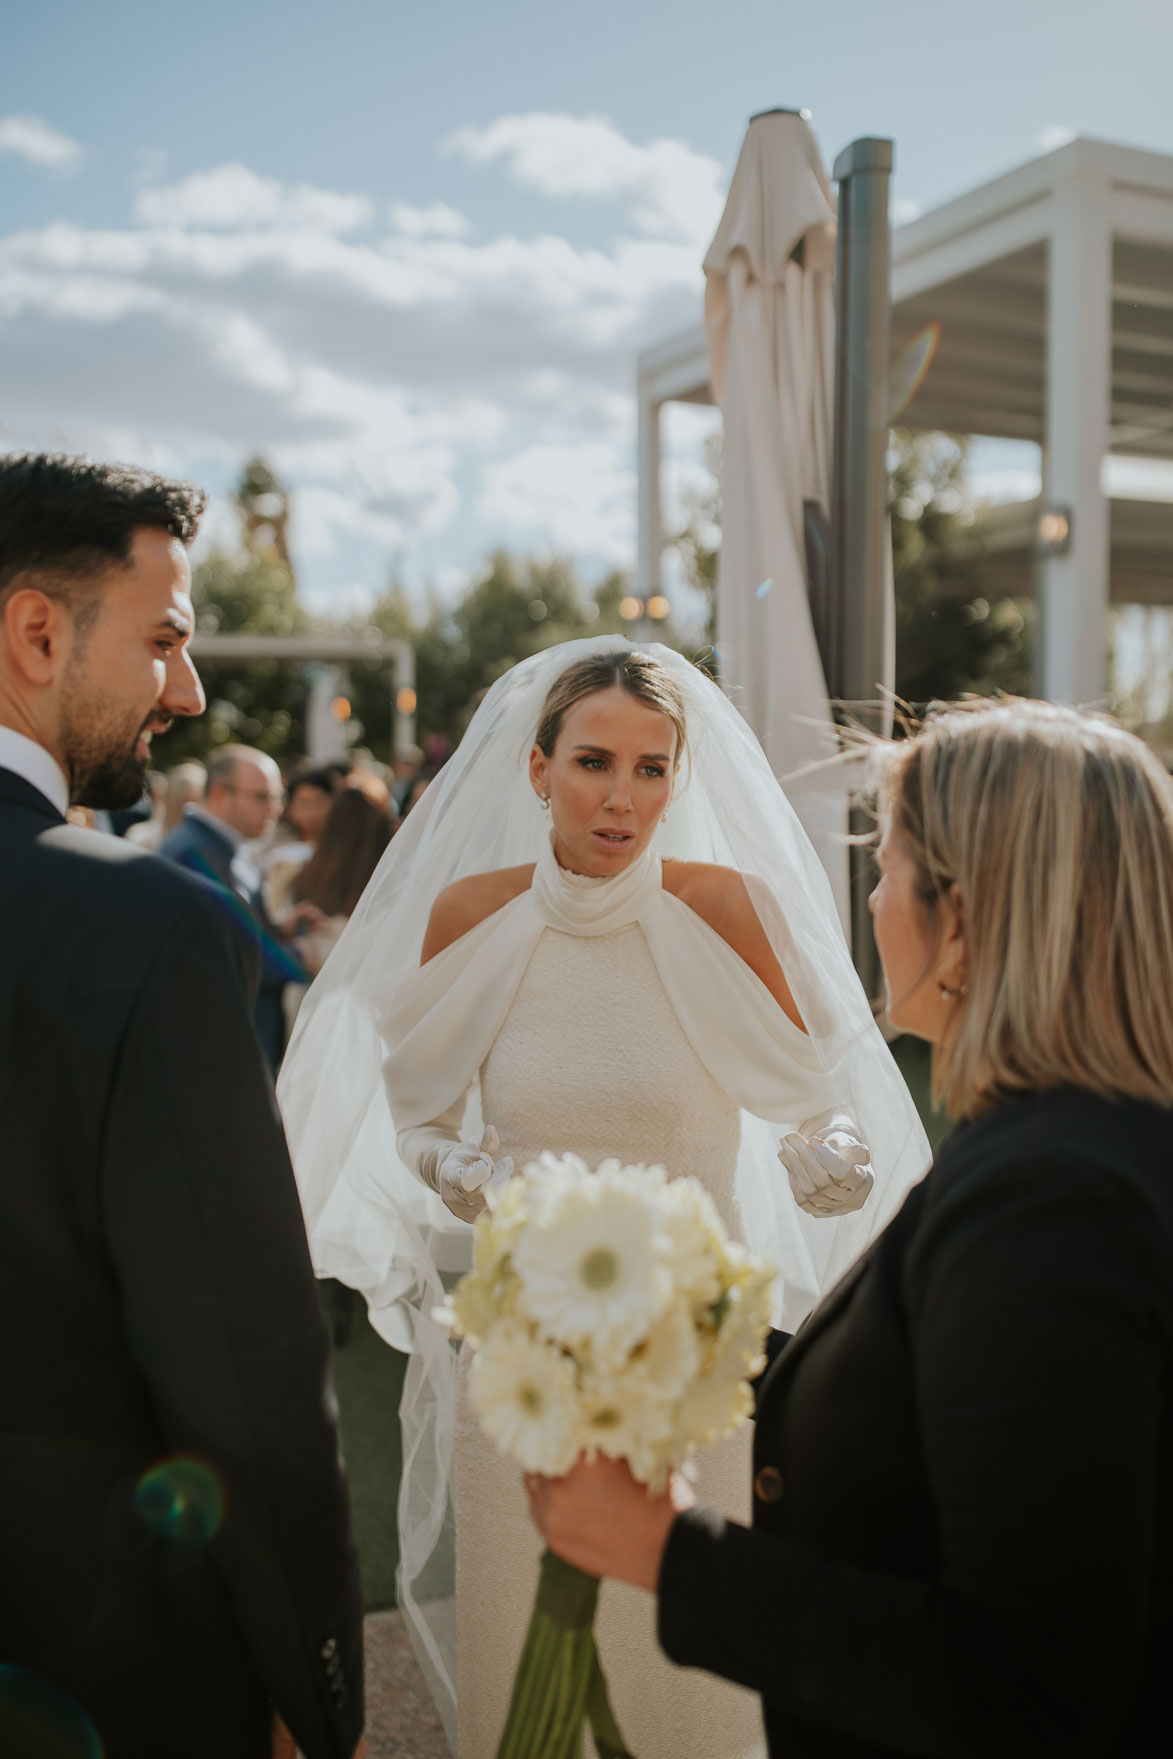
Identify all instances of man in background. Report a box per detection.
[0,452,365,1759]
[160,743,311,1068]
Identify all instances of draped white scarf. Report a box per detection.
[383,832,838,1145]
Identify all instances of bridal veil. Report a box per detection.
[277,636,930,1742]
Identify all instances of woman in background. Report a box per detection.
[126,759,206,850]
[288,786,394,981]
[263,765,339,917]
[531,697,1173,1758]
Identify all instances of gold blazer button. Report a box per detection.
[754,1466,784,1504]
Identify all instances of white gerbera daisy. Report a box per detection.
[578,1372,674,1470]
[628,1294,701,1399]
[467,1320,582,1475]
[676,1364,754,1447]
[512,1160,670,1367]
[657,1178,726,1304]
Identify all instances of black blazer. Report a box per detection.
[158,811,303,1069]
[659,1088,1173,1757]
[0,768,363,1759]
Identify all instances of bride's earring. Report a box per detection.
[938,977,969,1000]
[539,793,550,812]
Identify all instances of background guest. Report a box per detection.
[402,763,439,815]
[529,697,1173,1758]
[126,758,206,849]
[159,743,312,1068]
[263,763,339,916]
[286,786,393,984]
[390,742,423,813]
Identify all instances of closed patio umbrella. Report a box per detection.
[704,109,848,924]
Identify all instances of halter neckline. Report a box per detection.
[531,831,662,936]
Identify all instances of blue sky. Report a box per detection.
[3,0,1172,621]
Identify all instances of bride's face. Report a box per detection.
[530,687,678,877]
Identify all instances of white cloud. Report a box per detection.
[446,112,725,249]
[300,579,381,618]
[0,114,82,174]
[893,196,923,226]
[390,201,470,239]
[0,115,724,594]
[135,163,373,232]
[478,440,636,562]
[1036,124,1078,155]
[291,483,409,558]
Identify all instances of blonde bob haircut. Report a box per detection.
[877,697,1173,1120]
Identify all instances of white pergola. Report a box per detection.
[637,136,1173,704]
[188,633,417,761]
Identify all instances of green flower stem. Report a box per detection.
[496,1551,636,1759]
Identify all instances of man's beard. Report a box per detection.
[60,672,171,811]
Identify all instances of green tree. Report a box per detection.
[355,551,649,752]
[165,460,318,764]
[890,430,1033,707]
[668,428,1033,705]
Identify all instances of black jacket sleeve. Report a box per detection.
[99,893,363,1759]
[658,1153,1166,1758]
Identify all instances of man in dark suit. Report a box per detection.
[159,743,308,1069]
[0,453,366,1759]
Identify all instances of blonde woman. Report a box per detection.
[531,697,1173,1759]
[279,639,929,1754]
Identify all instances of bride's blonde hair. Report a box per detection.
[878,698,1173,1118]
[533,650,688,765]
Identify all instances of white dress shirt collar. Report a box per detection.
[0,726,69,818]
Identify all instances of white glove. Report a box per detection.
[416,1125,514,1223]
[779,1126,874,1218]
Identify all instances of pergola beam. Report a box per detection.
[188,634,417,757]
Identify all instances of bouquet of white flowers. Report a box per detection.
[442,1152,777,1759]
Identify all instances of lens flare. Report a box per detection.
[0,1667,104,1758]
[133,1457,224,1550]
[755,578,773,600]
[890,322,941,419]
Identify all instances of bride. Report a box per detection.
[278,639,929,1756]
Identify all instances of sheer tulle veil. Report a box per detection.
[277,636,929,1742]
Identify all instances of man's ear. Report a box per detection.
[528,744,549,799]
[2,589,72,688]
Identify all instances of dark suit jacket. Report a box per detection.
[158,811,303,1070]
[659,1088,1173,1757]
[0,767,363,1759]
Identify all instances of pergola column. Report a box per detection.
[1040,172,1113,702]
[637,384,663,601]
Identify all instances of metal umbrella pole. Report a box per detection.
[828,136,894,997]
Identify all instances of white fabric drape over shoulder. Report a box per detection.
[386,835,834,1141]
[277,637,930,1746]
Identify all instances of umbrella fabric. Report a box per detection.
[704,110,848,925]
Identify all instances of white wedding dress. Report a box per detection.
[277,638,932,1752]
[458,897,761,1759]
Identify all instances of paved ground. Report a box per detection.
[363,1610,449,1759]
